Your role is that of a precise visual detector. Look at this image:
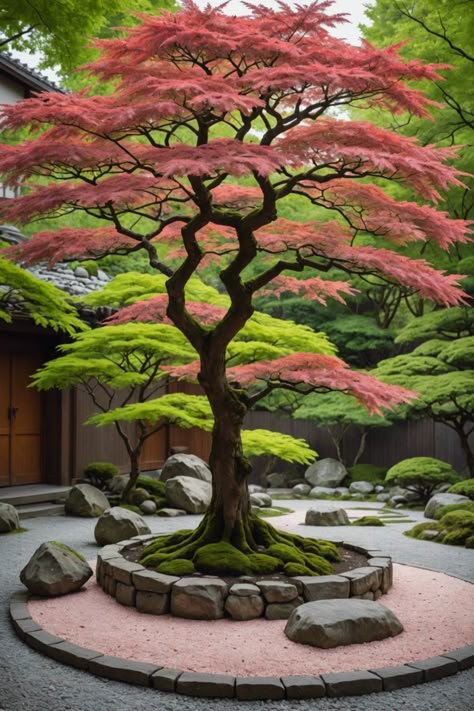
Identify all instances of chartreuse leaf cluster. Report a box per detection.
[0,257,85,335]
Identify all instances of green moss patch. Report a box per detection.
[284,562,313,576]
[2,527,28,535]
[405,508,474,548]
[137,475,166,497]
[193,542,252,576]
[352,516,385,526]
[157,559,196,575]
[267,543,305,565]
[51,541,87,561]
[119,503,142,514]
[247,553,280,574]
[448,478,474,500]
[256,506,294,518]
[435,501,474,519]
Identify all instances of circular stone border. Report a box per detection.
[95,535,393,620]
[9,586,474,699]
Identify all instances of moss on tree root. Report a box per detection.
[140,513,340,576]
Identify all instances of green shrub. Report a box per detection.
[136,475,166,497]
[193,542,252,576]
[434,501,474,520]
[83,461,119,489]
[448,478,474,500]
[352,516,385,526]
[157,559,196,575]
[385,457,460,503]
[347,463,387,485]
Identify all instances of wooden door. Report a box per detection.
[0,352,43,485]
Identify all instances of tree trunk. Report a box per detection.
[122,450,141,501]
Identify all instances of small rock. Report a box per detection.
[0,502,21,532]
[160,454,211,483]
[20,541,92,596]
[265,597,303,620]
[266,472,288,488]
[157,508,188,517]
[292,483,311,497]
[94,507,150,545]
[334,487,350,497]
[74,266,89,278]
[65,484,110,518]
[249,492,273,508]
[225,594,264,620]
[257,580,298,603]
[309,486,337,498]
[305,507,350,526]
[248,485,266,494]
[97,269,109,282]
[139,500,157,515]
[349,481,374,495]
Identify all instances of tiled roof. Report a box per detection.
[0,51,64,93]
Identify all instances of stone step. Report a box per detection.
[16,503,65,520]
[0,485,71,507]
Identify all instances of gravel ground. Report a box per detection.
[1,501,473,711]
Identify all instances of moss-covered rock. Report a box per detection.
[442,527,473,545]
[448,478,474,500]
[119,503,142,515]
[137,475,166,498]
[304,552,333,575]
[128,487,150,506]
[193,542,252,576]
[157,558,196,575]
[406,508,474,548]
[352,516,385,526]
[434,500,474,520]
[439,510,474,528]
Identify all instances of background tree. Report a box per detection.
[0,2,469,575]
[375,311,474,473]
[0,0,176,75]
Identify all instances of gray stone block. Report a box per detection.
[24,629,64,652]
[45,641,103,670]
[10,591,30,603]
[136,590,169,615]
[236,677,285,700]
[176,672,235,698]
[281,675,326,699]
[257,580,298,603]
[406,656,458,681]
[321,671,383,696]
[109,559,143,585]
[89,656,160,685]
[132,569,178,593]
[151,668,182,692]
[11,616,41,639]
[370,665,423,690]
[340,567,382,595]
[115,582,136,607]
[265,597,303,620]
[442,645,474,670]
[9,601,32,620]
[368,558,393,592]
[294,575,350,602]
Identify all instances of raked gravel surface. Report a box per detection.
[1,498,473,711]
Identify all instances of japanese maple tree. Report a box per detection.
[0,1,470,576]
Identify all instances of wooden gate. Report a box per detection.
[0,351,43,486]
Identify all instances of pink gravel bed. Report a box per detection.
[28,564,474,677]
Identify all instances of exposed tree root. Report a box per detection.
[140,512,340,576]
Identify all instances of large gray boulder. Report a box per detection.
[171,577,227,619]
[94,506,151,545]
[349,481,374,495]
[160,454,211,483]
[305,507,350,526]
[424,492,470,519]
[304,458,347,488]
[20,541,93,596]
[0,502,21,532]
[165,475,212,513]
[65,484,110,518]
[285,599,403,648]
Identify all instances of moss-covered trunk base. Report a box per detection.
[139,511,340,577]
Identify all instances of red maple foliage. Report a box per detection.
[0,1,470,535]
